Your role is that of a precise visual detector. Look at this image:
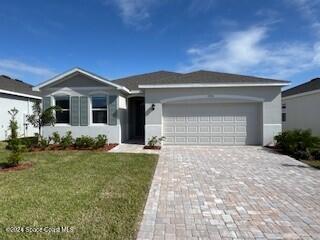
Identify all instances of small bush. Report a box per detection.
[311,149,320,160]
[274,129,320,160]
[19,136,38,149]
[75,136,96,149]
[147,136,166,147]
[51,131,61,144]
[7,152,23,167]
[60,131,73,149]
[95,134,108,149]
[293,150,312,160]
[39,136,50,150]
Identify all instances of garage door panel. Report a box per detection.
[163,103,260,145]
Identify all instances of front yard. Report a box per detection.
[0,143,158,240]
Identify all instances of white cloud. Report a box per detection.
[181,26,320,79]
[0,59,55,79]
[105,0,157,29]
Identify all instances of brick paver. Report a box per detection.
[137,146,320,240]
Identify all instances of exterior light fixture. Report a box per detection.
[151,104,155,111]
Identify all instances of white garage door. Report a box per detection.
[163,103,260,145]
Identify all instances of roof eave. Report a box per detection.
[0,89,41,99]
[33,67,130,94]
[138,83,290,89]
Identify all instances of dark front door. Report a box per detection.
[129,97,145,140]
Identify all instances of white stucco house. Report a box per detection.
[0,75,41,140]
[33,68,289,146]
[282,78,320,136]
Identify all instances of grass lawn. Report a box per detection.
[302,160,320,169]
[0,143,158,240]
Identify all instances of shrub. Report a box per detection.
[39,136,50,150]
[60,131,73,149]
[293,150,312,160]
[19,136,38,149]
[51,131,61,144]
[95,134,108,149]
[311,149,320,160]
[7,152,23,167]
[147,136,166,147]
[75,135,96,149]
[274,129,320,160]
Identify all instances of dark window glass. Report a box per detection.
[92,96,107,108]
[55,96,70,124]
[56,111,70,123]
[93,110,107,123]
[55,96,69,109]
[282,113,286,122]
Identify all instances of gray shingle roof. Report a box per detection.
[112,71,182,91]
[113,70,289,91]
[0,75,41,98]
[282,78,320,97]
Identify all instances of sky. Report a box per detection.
[1,0,320,88]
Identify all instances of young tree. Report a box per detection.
[7,108,22,167]
[8,108,19,139]
[26,101,61,141]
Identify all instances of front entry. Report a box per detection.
[128,97,145,142]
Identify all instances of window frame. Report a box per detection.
[282,112,286,122]
[282,104,286,109]
[54,95,70,125]
[91,95,108,125]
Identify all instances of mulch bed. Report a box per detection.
[0,162,32,173]
[30,144,118,152]
[143,146,161,150]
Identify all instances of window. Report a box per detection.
[92,96,108,124]
[55,96,70,124]
[282,113,286,122]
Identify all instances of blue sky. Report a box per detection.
[1,0,320,87]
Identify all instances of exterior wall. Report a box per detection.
[0,93,39,140]
[43,125,120,142]
[282,91,320,136]
[40,75,127,143]
[144,86,282,145]
[119,95,129,142]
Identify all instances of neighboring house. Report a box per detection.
[33,68,289,146]
[0,75,41,140]
[282,78,320,136]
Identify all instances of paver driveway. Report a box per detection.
[137,146,320,240]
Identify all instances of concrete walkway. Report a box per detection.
[137,146,320,240]
[109,143,160,154]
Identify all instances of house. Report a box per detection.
[282,78,320,136]
[33,68,289,145]
[0,75,41,140]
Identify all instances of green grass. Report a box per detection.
[0,144,158,240]
[301,160,320,169]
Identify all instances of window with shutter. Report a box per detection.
[55,96,70,124]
